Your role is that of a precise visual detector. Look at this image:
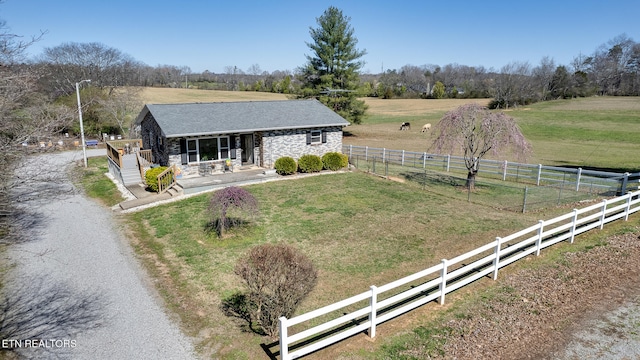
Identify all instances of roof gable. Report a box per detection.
[138,99,350,138]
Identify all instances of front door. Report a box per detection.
[240,134,254,165]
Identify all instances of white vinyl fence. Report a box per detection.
[279,190,640,359]
[343,145,639,194]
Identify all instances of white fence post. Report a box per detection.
[536,164,542,186]
[503,160,508,181]
[365,146,368,161]
[493,237,501,280]
[600,199,608,229]
[401,150,405,166]
[446,155,451,172]
[383,148,386,162]
[279,316,288,360]
[369,285,378,338]
[439,259,448,305]
[625,194,632,221]
[423,153,427,168]
[535,220,544,256]
[349,144,353,159]
[570,209,579,243]
[576,168,582,191]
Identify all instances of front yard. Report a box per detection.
[122,169,565,358]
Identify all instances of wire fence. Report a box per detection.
[347,151,626,213]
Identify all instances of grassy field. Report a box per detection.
[139,87,289,104]
[114,91,640,358]
[346,96,640,172]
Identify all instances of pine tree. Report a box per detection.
[299,6,368,124]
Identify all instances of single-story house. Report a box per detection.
[134,99,350,176]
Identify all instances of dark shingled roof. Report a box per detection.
[137,99,350,138]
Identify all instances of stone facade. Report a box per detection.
[140,112,169,166]
[258,127,343,168]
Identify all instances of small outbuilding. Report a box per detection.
[134,99,350,176]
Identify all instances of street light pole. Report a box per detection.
[75,79,91,167]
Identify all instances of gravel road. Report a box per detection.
[4,150,196,359]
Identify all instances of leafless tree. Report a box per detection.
[490,61,533,108]
[431,103,531,189]
[233,244,317,337]
[532,56,556,101]
[0,10,74,244]
[98,87,143,135]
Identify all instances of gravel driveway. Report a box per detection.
[3,150,196,359]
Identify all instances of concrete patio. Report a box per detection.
[117,166,278,211]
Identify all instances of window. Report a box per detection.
[310,130,322,145]
[187,139,198,162]
[186,136,230,163]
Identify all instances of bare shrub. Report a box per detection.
[208,186,258,237]
[234,244,317,337]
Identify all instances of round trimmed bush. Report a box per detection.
[297,154,323,173]
[145,166,168,192]
[322,152,349,171]
[274,156,297,175]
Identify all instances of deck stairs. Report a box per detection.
[121,154,142,186]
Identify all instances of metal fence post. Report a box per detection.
[382,148,385,163]
[369,285,378,338]
[621,172,630,195]
[522,187,528,213]
[365,146,368,161]
[536,164,542,186]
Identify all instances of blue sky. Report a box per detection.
[3,0,639,74]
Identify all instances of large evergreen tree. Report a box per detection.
[299,6,367,124]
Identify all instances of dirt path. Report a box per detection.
[2,150,197,359]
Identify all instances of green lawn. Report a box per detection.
[125,171,551,358]
[75,157,125,206]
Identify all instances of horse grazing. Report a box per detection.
[421,123,431,132]
[399,122,411,130]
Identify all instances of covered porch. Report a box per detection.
[106,139,277,211]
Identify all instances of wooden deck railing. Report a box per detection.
[106,139,143,169]
[157,165,177,194]
[139,149,152,164]
[136,150,152,182]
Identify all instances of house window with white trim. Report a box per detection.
[186,136,230,162]
[309,130,322,144]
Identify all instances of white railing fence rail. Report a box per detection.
[279,190,640,359]
[343,145,639,195]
